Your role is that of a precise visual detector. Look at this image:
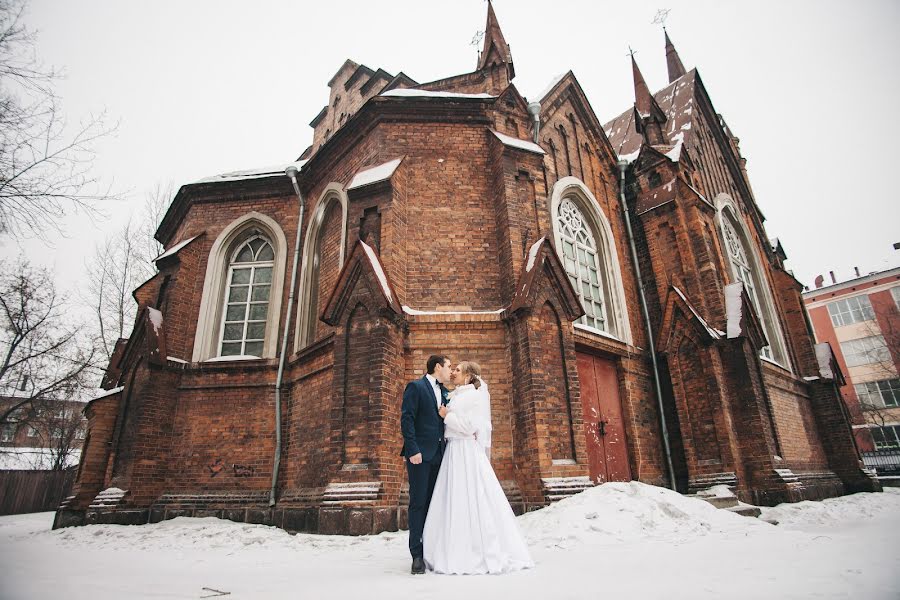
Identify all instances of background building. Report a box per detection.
[1,393,86,471]
[803,266,900,477]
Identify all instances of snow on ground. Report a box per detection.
[1,482,898,600]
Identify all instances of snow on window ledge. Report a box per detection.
[573,323,623,343]
[203,355,264,363]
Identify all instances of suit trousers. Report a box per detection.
[406,456,442,559]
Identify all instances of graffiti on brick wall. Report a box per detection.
[208,458,225,477]
[232,464,255,477]
[207,458,256,478]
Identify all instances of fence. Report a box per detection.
[861,450,900,477]
[0,469,76,516]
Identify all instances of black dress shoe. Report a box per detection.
[411,557,426,574]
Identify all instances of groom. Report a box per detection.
[400,354,451,574]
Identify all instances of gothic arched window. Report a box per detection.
[556,198,610,332]
[218,236,275,357]
[295,184,348,350]
[550,177,631,342]
[717,197,789,366]
[191,211,288,362]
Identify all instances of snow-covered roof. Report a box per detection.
[401,306,503,316]
[604,69,698,162]
[347,158,403,191]
[360,241,393,303]
[0,447,80,470]
[673,286,723,338]
[147,308,163,334]
[379,89,494,99]
[92,386,124,400]
[525,237,546,272]
[194,160,308,184]
[725,282,744,339]
[491,130,545,155]
[814,343,836,380]
[154,235,199,263]
[531,71,568,102]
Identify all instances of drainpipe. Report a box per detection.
[270,165,306,507]
[617,159,677,491]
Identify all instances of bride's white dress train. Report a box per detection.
[423,380,534,574]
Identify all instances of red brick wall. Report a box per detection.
[532,302,576,462]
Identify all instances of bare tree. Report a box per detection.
[849,302,900,431]
[25,400,85,470]
[0,259,97,429]
[0,0,118,241]
[83,183,171,361]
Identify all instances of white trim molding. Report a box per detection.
[549,176,632,344]
[294,183,349,351]
[714,194,790,370]
[191,212,288,362]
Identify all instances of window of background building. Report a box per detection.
[871,425,900,450]
[827,295,875,327]
[855,379,900,408]
[1,424,15,442]
[841,335,891,367]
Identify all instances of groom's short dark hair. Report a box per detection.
[427,355,449,374]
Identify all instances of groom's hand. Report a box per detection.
[409,453,423,464]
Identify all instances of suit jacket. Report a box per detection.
[400,375,447,462]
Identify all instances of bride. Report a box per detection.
[423,361,534,574]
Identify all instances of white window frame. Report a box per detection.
[549,177,632,343]
[855,378,900,409]
[1,424,15,442]
[192,212,288,362]
[827,295,874,327]
[217,236,275,358]
[841,335,891,368]
[715,195,790,368]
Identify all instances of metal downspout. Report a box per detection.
[617,160,677,490]
[270,165,306,507]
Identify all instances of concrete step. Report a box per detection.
[726,503,762,518]
[691,485,762,518]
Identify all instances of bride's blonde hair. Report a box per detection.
[458,361,482,389]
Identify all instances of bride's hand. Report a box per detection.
[438,405,448,418]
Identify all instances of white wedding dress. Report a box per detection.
[423,379,534,574]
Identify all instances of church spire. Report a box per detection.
[631,54,666,146]
[478,0,515,80]
[664,30,687,83]
[631,54,653,118]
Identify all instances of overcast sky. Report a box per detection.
[4,0,899,298]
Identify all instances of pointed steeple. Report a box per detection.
[664,30,687,83]
[478,0,515,80]
[631,54,667,146]
[631,55,653,118]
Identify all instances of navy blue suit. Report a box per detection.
[400,375,446,559]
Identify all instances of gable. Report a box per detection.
[538,72,618,164]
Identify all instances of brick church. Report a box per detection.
[56,3,878,533]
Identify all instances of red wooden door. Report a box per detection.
[576,352,632,484]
